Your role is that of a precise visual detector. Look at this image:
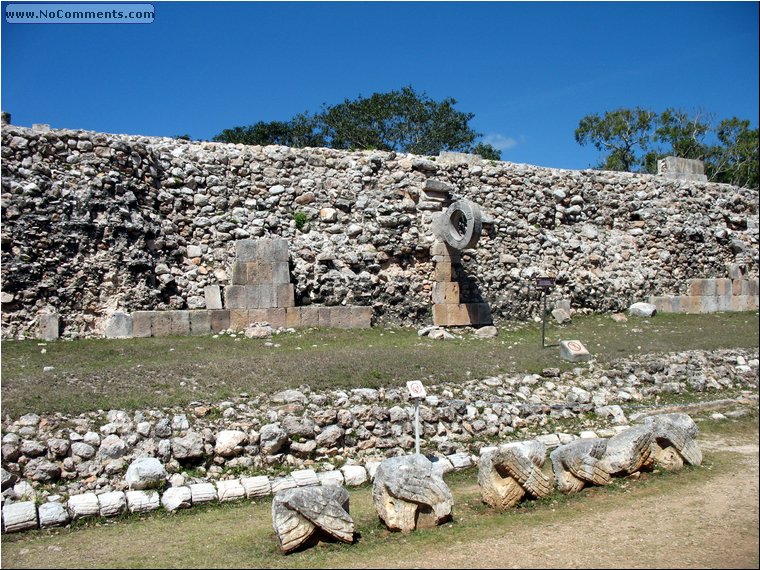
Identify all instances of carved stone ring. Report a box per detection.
[438,199,482,250]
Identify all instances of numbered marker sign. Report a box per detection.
[406,381,427,399]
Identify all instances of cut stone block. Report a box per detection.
[244,261,259,284]
[248,308,269,324]
[161,486,192,511]
[276,283,295,308]
[560,339,591,362]
[286,307,302,328]
[171,311,191,335]
[254,262,273,285]
[2,501,38,533]
[448,452,473,469]
[266,308,287,329]
[749,278,759,297]
[98,491,126,517]
[271,476,298,494]
[126,490,160,513]
[68,493,100,520]
[300,307,320,327]
[189,310,211,335]
[189,483,217,504]
[241,475,271,498]
[430,241,461,263]
[680,296,701,314]
[216,479,246,502]
[152,312,172,337]
[105,312,132,339]
[731,295,749,312]
[235,239,258,262]
[291,469,320,487]
[351,306,372,329]
[255,239,273,262]
[39,312,59,341]
[700,296,718,313]
[715,278,732,297]
[231,262,248,285]
[433,303,491,326]
[257,283,275,308]
[209,310,230,332]
[316,470,345,486]
[132,311,153,338]
[272,262,291,285]
[229,309,250,331]
[272,238,289,262]
[204,285,223,310]
[432,282,460,304]
[732,279,748,296]
[318,307,332,328]
[225,285,247,309]
[433,262,453,282]
[330,306,353,329]
[690,278,716,297]
[38,502,70,528]
[728,263,746,279]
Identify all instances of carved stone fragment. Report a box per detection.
[598,425,655,476]
[550,438,611,493]
[372,454,453,532]
[642,413,702,470]
[272,485,354,554]
[478,440,553,511]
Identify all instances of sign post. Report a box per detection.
[535,276,556,349]
[406,381,427,455]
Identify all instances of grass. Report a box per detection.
[1,409,756,569]
[1,312,757,417]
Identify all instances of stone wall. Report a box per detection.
[1,125,758,339]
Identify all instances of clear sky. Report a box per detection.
[1,1,758,169]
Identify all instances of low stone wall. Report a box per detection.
[650,276,759,314]
[2,347,757,520]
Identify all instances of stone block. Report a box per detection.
[229,309,250,331]
[430,241,461,264]
[255,239,273,262]
[216,479,245,502]
[318,307,332,328]
[152,312,173,337]
[241,261,257,284]
[731,295,748,312]
[266,308,287,329]
[2,501,38,533]
[132,311,153,338]
[649,296,671,313]
[254,262,273,285]
[125,490,160,513]
[691,278,716,297]
[657,156,707,181]
[258,283,275,308]
[171,311,191,335]
[715,278,732,297]
[433,262,453,282]
[559,340,591,362]
[728,263,746,279]
[286,307,302,328]
[330,307,353,328]
[351,306,372,329]
[272,262,290,285]
[209,310,230,332]
[189,482,217,504]
[225,285,247,309]
[189,311,211,335]
[240,475,271,498]
[276,283,295,308]
[271,238,289,262]
[732,279,746,296]
[235,239,258,262]
[747,294,758,311]
[300,307,320,327]
[717,291,733,312]
[39,312,59,341]
[105,312,132,339]
[231,262,248,285]
[248,309,269,324]
[244,285,260,309]
[432,282,460,304]
[749,278,759,297]
[699,296,718,313]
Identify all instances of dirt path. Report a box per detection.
[355,439,760,569]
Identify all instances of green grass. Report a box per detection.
[1,312,757,417]
[1,409,756,569]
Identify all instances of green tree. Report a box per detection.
[472,142,501,161]
[654,108,712,161]
[708,118,759,188]
[575,107,657,172]
[213,114,325,147]
[318,86,480,155]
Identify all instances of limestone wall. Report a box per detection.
[1,125,758,339]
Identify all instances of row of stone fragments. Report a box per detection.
[1,412,700,548]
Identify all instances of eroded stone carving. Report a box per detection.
[272,485,354,553]
[598,426,655,476]
[550,438,610,493]
[642,413,702,471]
[478,440,553,510]
[372,454,453,531]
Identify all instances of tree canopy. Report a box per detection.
[575,107,758,188]
[213,87,502,160]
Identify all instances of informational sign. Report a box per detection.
[536,276,556,289]
[406,380,427,399]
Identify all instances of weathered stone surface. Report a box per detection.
[39,312,59,341]
[38,501,70,528]
[214,430,248,457]
[317,470,345,486]
[559,340,591,362]
[161,486,192,511]
[189,482,217,504]
[259,424,288,455]
[105,312,133,339]
[478,440,553,511]
[68,493,100,519]
[340,465,368,487]
[125,457,167,490]
[598,425,654,476]
[241,475,271,498]
[550,438,610,494]
[641,413,702,470]
[99,435,127,459]
[126,490,160,513]
[171,432,205,461]
[23,457,61,482]
[272,485,354,553]
[372,455,453,532]
[216,479,246,502]
[291,469,320,487]
[2,501,38,532]
[552,308,572,324]
[629,302,657,317]
[98,491,127,517]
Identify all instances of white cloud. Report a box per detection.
[482,133,518,151]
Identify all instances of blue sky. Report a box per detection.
[2,1,758,169]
